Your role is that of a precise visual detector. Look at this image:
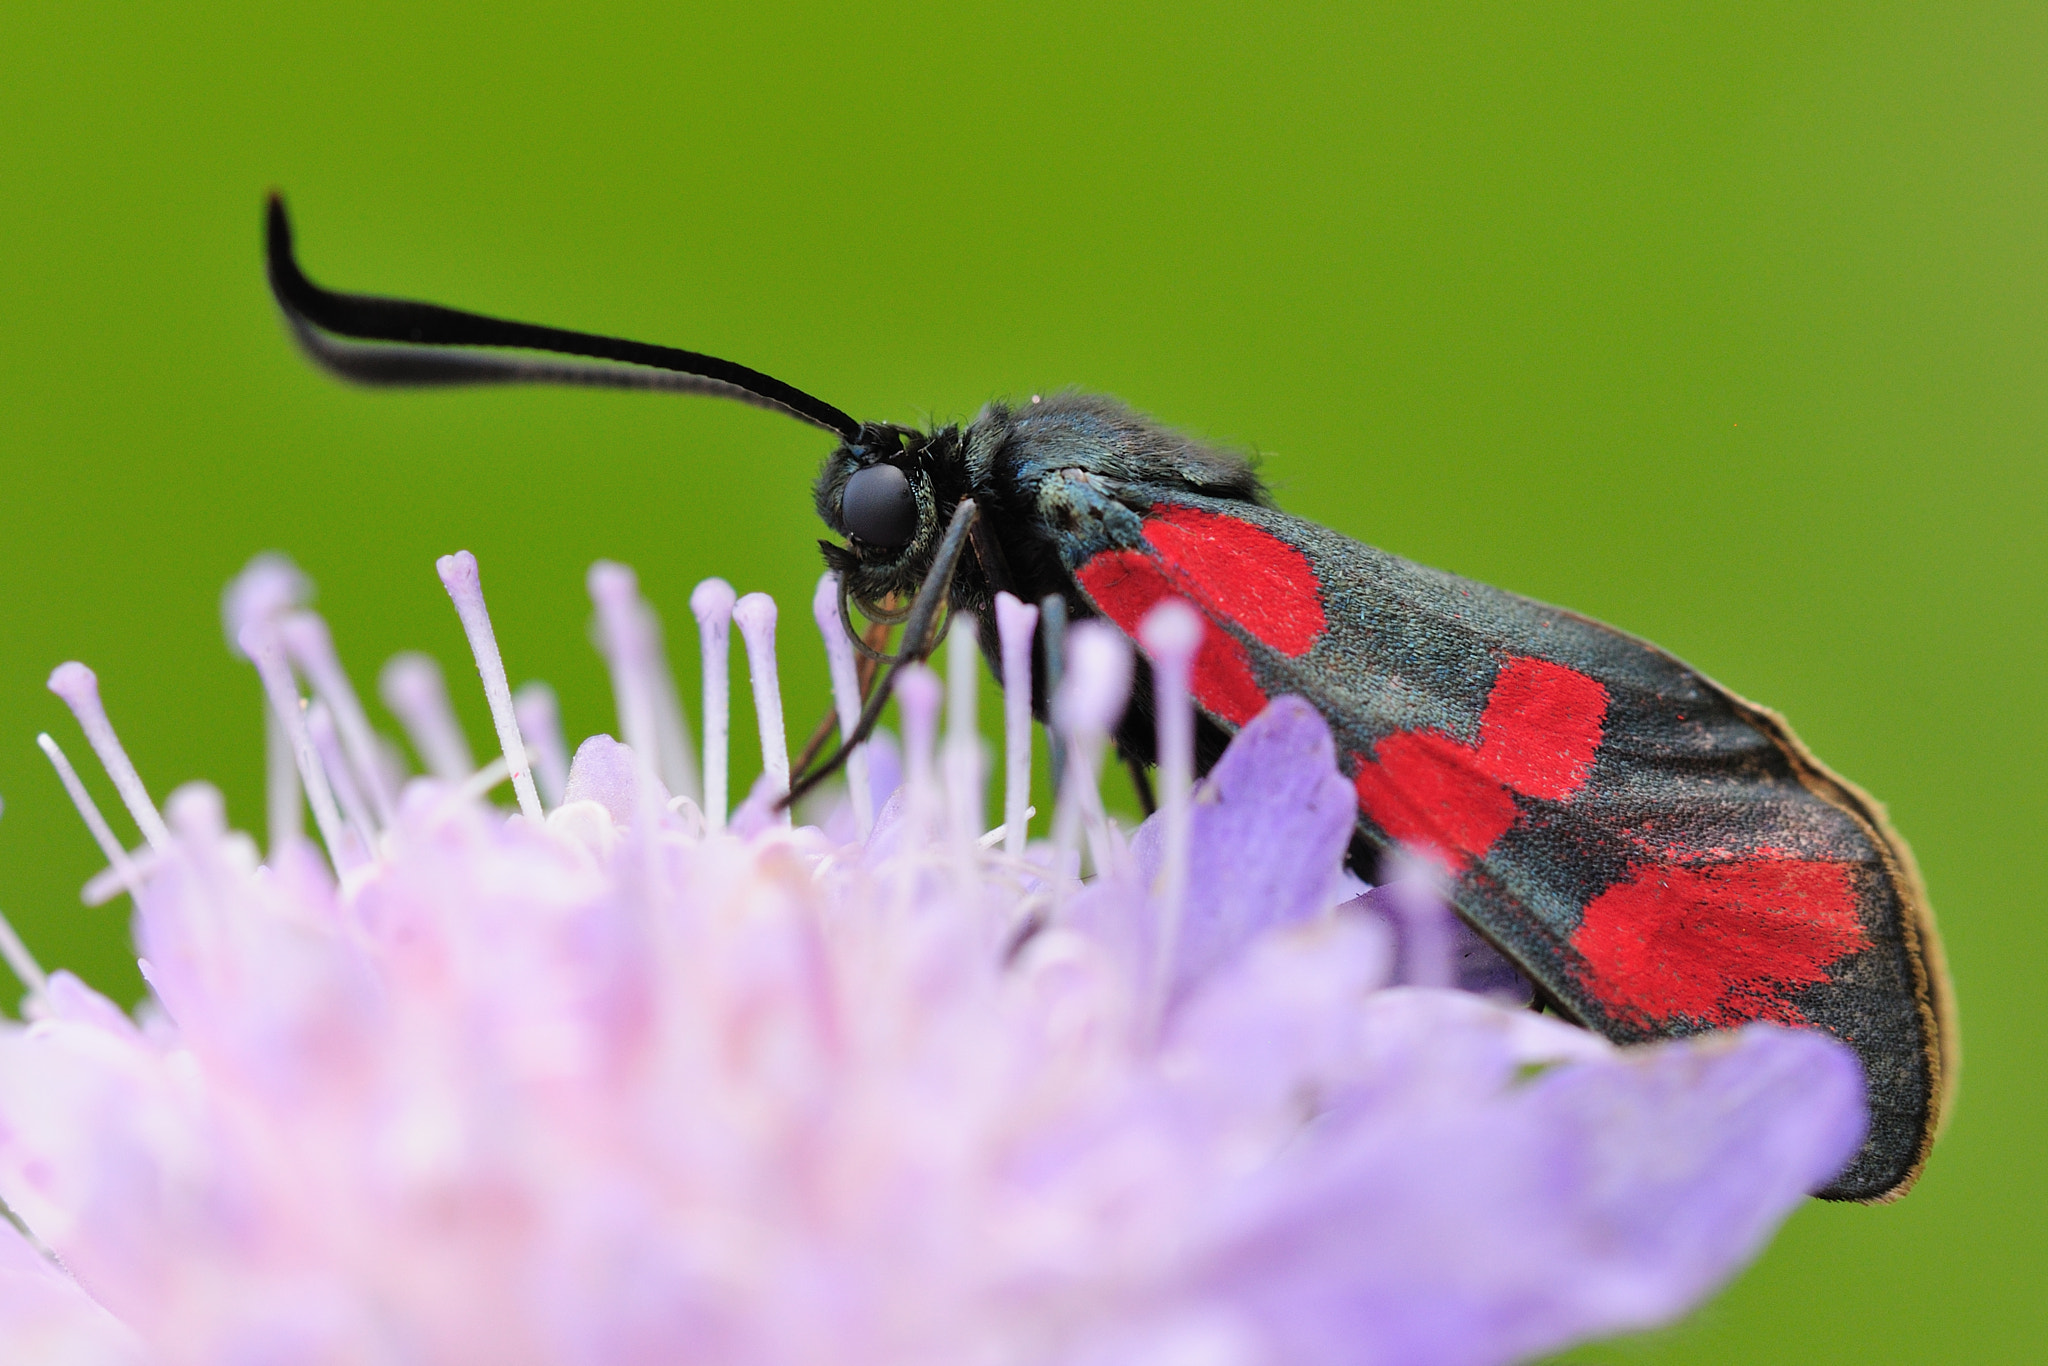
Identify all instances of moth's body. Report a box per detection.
[819,393,1953,1203]
[818,395,1260,761]
[265,197,1955,1204]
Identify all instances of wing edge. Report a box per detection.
[1539,600,1957,1203]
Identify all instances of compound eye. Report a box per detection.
[840,463,918,549]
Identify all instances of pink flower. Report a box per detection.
[0,554,1865,1365]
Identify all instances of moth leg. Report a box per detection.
[784,499,981,807]
[1124,751,1158,817]
[791,706,837,784]
[790,619,890,778]
[968,515,1017,597]
[1039,593,1068,796]
[1525,977,1578,1020]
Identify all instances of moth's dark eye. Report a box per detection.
[841,463,918,549]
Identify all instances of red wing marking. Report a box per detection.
[1077,550,1268,724]
[1139,505,1326,656]
[1471,657,1607,799]
[1350,655,1610,870]
[1570,859,1869,1028]
[1350,731,1520,864]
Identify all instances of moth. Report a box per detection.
[264,195,1954,1201]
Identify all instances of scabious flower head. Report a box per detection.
[0,552,1866,1366]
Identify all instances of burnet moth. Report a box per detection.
[264,195,1955,1202]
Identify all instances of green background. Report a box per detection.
[2,2,2041,1360]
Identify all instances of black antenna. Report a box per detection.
[265,194,861,439]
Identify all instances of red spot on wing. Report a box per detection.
[1189,635,1267,725]
[1571,859,1870,1028]
[1077,550,1268,724]
[1140,505,1325,656]
[1350,655,1609,870]
[1350,731,1519,865]
[1471,657,1607,800]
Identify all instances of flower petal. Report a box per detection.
[1192,1012,1865,1366]
[1124,697,1357,1000]
[0,1220,144,1366]
[0,565,1869,1365]
[562,734,668,827]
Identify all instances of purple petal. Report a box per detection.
[37,972,139,1041]
[561,734,669,826]
[1345,884,1535,1003]
[1193,1016,1866,1366]
[0,1217,143,1366]
[820,732,904,847]
[728,772,782,837]
[1129,696,1357,1000]
[1166,913,1395,1123]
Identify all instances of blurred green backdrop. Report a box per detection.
[2,2,2041,1361]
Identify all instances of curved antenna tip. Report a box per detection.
[258,193,861,439]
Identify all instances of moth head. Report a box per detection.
[814,423,946,609]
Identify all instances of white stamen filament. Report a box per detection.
[307,703,378,854]
[422,759,516,829]
[1051,623,1132,882]
[83,851,163,909]
[732,593,790,826]
[436,551,545,824]
[455,757,513,805]
[976,809,1034,850]
[45,663,171,852]
[378,653,476,782]
[993,593,1039,857]
[513,682,570,809]
[279,611,399,827]
[944,614,983,854]
[642,602,703,805]
[37,733,143,901]
[895,664,943,845]
[690,579,737,831]
[1139,599,1203,1029]
[221,554,311,646]
[1065,741,1113,878]
[223,555,310,854]
[239,625,364,871]
[812,573,874,839]
[264,708,304,854]
[0,874,48,1001]
[588,563,667,836]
